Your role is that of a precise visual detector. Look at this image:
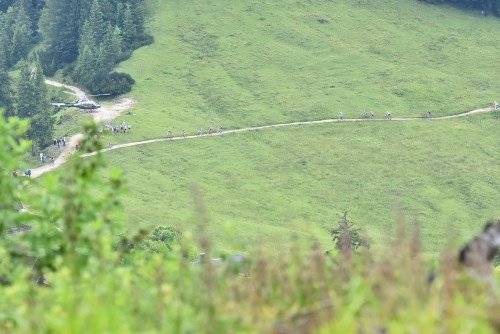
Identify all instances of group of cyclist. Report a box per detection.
[165,125,224,140]
[338,111,393,120]
[339,110,439,120]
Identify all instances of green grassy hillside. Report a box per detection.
[106,114,499,252]
[113,0,500,143]
[101,0,500,252]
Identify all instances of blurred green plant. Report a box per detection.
[136,225,182,255]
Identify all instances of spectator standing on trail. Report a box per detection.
[40,152,44,163]
[63,137,66,146]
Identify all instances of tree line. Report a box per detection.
[420,0,500,15]
[0,0,150,150]
[1,0,149,93]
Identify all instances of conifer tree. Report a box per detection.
[15,60,33,119]
[130,0,145,35]
[29,57,53,148]
[0,30,10,68]
[0,68,13,116]
[79,19,97,51]
[98,24,122,72]
[39,0,80,66]
[121,4,136,47]
[74,45,98,88]
[115,2,125,28]
[9,20,30,63]
[88,0,106,45]
[15,0,38,37]
[15,58,54,148]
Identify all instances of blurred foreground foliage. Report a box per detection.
[0,113,498,333]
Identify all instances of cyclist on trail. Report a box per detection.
[339,112,344,120]
[385,111,391,119]
[370,111,375,119]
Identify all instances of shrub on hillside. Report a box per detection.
[90,72,135,96]
[128,34,154,51]
[136,226,182,255]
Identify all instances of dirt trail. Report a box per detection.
[32,81,495,175]
[93,98,135,123]
[29,81,135,179]
[45,80,86,100]
[83,106,494,158]
[31,134,83,178]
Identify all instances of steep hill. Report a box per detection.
[105,0,499,252]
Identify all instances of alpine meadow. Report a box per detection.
[1,0,499,332]
[105,0,500,252]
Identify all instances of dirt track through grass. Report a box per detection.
[83,105,493,158]
[30,81,494,179]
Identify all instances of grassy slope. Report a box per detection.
[113,0,500,144]
[106,114,500,253]
[101,0,500,252]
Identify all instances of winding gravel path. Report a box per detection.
[31,80,495,179]
[82,106,493,158]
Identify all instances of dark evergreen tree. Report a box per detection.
[130,0,145,35]
[121,4,136,47]
[0,68,13,116]
[0,29,10,67]
[9,9,31,63]
[39,0,80,67]
[115,2,125,28]
[98,24,122,72]
[15,60,33,119]
[15,58,54,148]
[74,45,99,88]
[29,57,53,148]
[88,0,106,45]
